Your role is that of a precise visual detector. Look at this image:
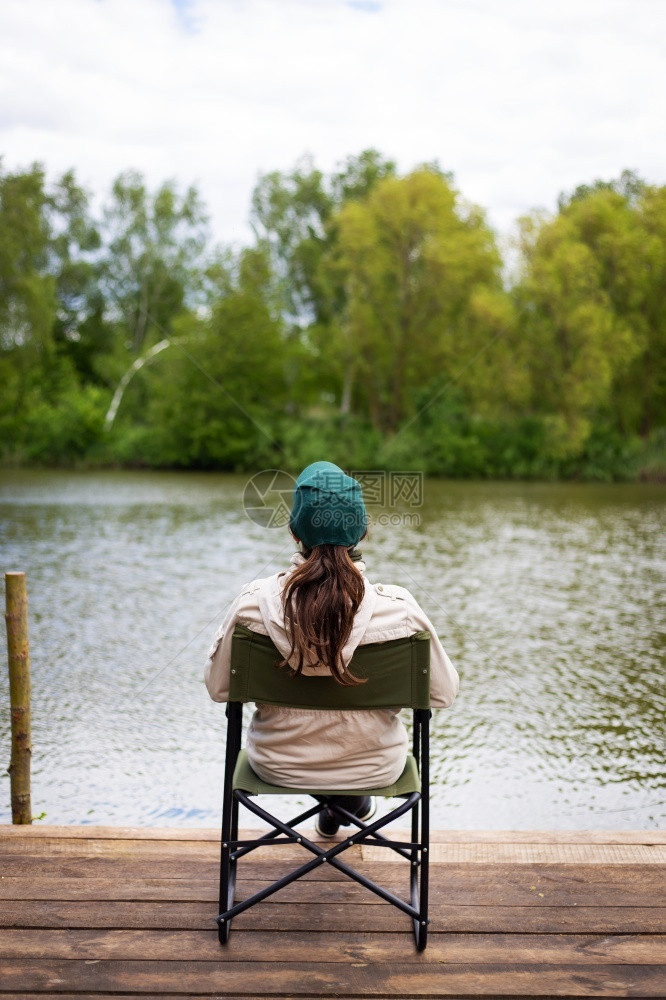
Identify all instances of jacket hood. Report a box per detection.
[257,552,378,674]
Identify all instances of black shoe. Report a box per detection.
[315,806,340,837]
[315,796,377,837]
[354,796,377,824]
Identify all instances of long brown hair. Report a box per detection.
[281,545,365,685]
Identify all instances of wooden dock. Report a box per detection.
[0,825,664,997]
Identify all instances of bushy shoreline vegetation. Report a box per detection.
[1,151,664,480]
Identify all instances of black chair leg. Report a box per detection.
[410,796,426,951]
[218,793,240,943]
[219,704,242,945]
[414,849,429,951]
[218,853,236,943]
[411,708,430,951]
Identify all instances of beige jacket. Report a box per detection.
[204,554,459,790]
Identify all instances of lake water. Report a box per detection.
[0,469,664,829]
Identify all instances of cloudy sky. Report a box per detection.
[1,0,665,247]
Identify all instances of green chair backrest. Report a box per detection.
[229,624,430,710]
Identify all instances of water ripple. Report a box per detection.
[0,470,664,829]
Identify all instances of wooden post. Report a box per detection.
[4,572,32,824]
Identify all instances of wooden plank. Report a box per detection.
[0,958,663,995]
[0,869,664,910]
[430,829,666,845]
[0,855,222,879]
[8,993,634,1000]
[0,825,222,841]
[0,876,391,903]
[0,854,384,882]
[363,843,666,864]
[232,867,666,908]
[0,928,664,965]
[0,825,223,842]
[1,857,663,906]
[0,877,218,902]
[1,899,665,933]
[428,830,666,846]
[0,875,404,904]
[0,837,228,857]
[0,991,368,1000]
[1,842,663,884]
[0,837,363,861]
[2,824,665,844]
[0,996,364,1000]
[4,835,664,864]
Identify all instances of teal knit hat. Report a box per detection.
[289,461,367,549]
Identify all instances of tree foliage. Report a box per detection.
[516,175,666,459]
[102,171,209,354]
[0,153,664,479]
[327,168,506,433]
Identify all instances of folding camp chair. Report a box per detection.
[217,624,431,951]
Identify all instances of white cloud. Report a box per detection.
[1,0,664,246]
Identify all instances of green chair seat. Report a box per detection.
[233,748,420,798]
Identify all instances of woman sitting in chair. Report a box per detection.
[204,461,459,837]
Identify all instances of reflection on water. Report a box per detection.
[0,469,664,828]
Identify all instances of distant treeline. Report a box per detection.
[1,151,665,480]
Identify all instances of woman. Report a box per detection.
[204,461,459,836]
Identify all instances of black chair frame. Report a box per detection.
[217,630,431,951]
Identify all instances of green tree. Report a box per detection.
[251,154,330,321]
[101,171,209,355]
[250,149,396,323]
[625,183,666,436]
[0,163,110,462]
[108,245,290,469]
[0,163,56,373]
[0,162,57,453]
[326,168,507,434]
[47,170,109,384]
[515,176,664,458]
